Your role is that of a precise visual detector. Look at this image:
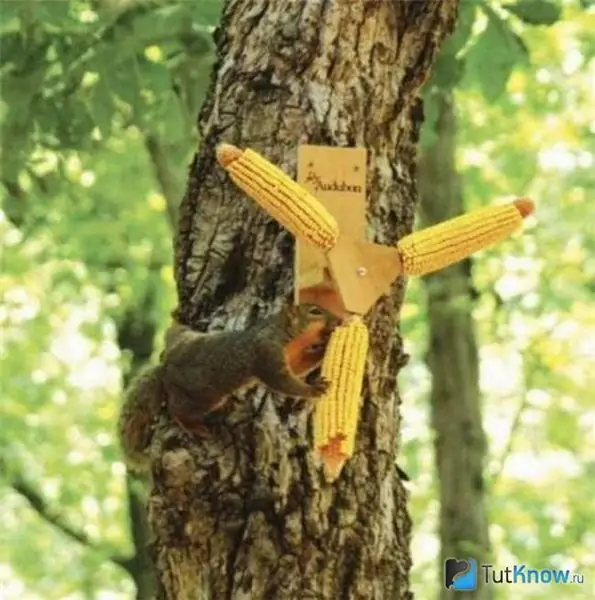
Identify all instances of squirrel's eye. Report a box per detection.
[308,306,323,317]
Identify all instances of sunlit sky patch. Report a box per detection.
[503,450,582,482]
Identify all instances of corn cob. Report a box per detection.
[313,316,369,481]
[397,198,535,276]
[216,144,340,251]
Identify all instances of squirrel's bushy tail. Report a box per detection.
[118,364,165,473]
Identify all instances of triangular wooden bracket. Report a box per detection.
[326,237,402,315]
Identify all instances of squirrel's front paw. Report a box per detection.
[303,343,326,363]
[310,376,330,397]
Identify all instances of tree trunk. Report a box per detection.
[419,92,491,599]
[149,1,458,598]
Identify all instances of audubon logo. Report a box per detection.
[304,171,363,194]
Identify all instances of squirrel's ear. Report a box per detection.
[284,290,296,306]
[285,302,298,318]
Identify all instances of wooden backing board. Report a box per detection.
[295,145,367,291]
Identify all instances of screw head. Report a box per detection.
[356,267,367,277]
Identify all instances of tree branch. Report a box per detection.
[490,323,560,487]
[143,133,186,230]
[4,465,135,574]
[490,385,529,486]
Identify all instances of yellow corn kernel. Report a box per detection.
[216,144,340,251]
[313,316,369,481]
[397,199,535,276]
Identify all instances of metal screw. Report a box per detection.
[356,267,367,277]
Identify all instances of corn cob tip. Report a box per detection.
[216,143,243,168]
[513,197,535,218]
[320,444,347,483]
[344,313,364,325]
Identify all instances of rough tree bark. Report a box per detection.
[418,91,491,599]
[148,1,458,598]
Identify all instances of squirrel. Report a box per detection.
[118,303,339,472]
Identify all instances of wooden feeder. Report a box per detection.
[216,142,535,481]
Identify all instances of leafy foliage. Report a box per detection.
[504,0,563,24]
[410,1,595,596]
[423,0,567,145]
[1,0,221,597]
[465,7,529,102]
[1,0,219,184]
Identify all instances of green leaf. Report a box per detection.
[35,0,71,31]
[99,54,142,115]
[88,78,115,136]
[442,0,477,58]
[0,16,21,35]
[503,0,562,26]
[465,14,529,102]
[130,5,193,43]
[193,0,224,27]
[545,406,581,451]
[420,91,439,150]
[432,54,466,89]
[0,2,27,34]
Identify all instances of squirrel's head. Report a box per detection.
[285,303,339,337]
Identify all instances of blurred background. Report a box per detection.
[1,0,593,598]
